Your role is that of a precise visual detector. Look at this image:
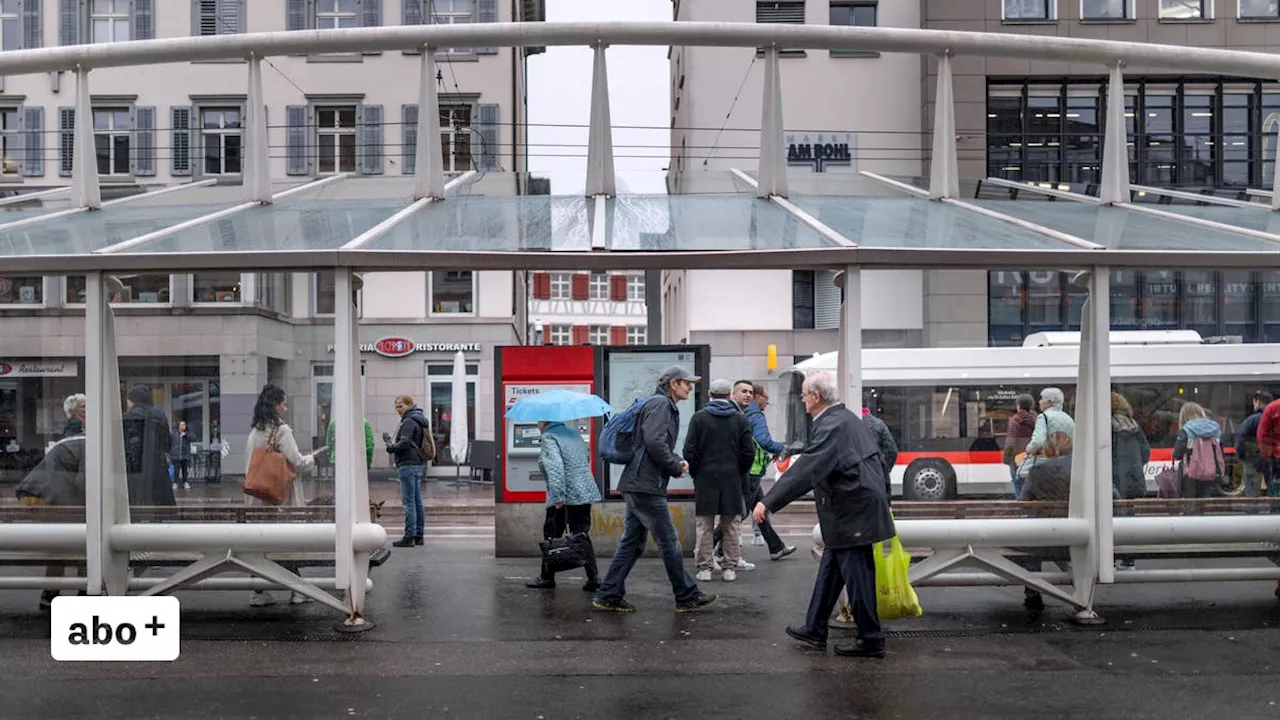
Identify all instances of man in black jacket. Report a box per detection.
[755,371,894,658]
[684,379,754,582]
[383,394,430,548]
[593,366,717,613]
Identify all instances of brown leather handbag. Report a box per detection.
[244,426,297,505]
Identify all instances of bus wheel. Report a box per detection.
[904,460,954,501]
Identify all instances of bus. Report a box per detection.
[776,331,1277,501]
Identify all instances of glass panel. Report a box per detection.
[1263,271,1280,342]
[791,197,1079,250]
[192,272,243,303]
[971,200,1280,251]
[430,270,474,314]
[1159,0,1204,18]
[113,18,128,42]
[1082,0,1128,18]
[1154,204,1280,236]
[111,274,170,304]
[224,135,242,174]
[611,195,831,251]
[1183,269,1217,336]
[338,134,357,172]
[204,133,222,175]
[1240,0,1280,17]
[1142,270,1179,329]
[429,381,476,467]
[318,136,336,174]
[1025,269,1062,331]
[0,276,42,304]
[1110,269,1139,329]
[1,17,18,51]
[370,195,592,252]
[111,135,130,174]
[1223,270,1256,341]
[0,198,254,257]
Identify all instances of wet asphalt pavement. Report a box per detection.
[2,516,1279,719]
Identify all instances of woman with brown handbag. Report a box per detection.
[244,384,326,607]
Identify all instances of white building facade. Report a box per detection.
[527,271,648,347]
[665,0,933,392]
[0,0,542,481]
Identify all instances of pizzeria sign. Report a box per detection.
[325,338,482,358]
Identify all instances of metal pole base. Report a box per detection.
[336,615,376,634]
[1069,609,1106,626]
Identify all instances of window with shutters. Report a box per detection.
[430,0,471,54]
[440,104,473,173]
[0,108,18,176]
[200,107,243,175]
[316,105,358,174]
[627,274,645,301]
[91,0,130,42]
[94,108,131,176]
[588,325,609,345]
[195,0,244,35]
[550,272,570,299]
[626,326,647,345]
[429,270,475,315]
[588,272,609,300]
[756,1,806,55]
[0,1,18,51]
[316,0,359,28]
[548,325,571,346]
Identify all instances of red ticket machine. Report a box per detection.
[494,345,597,503]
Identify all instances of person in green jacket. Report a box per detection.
[326,417,375,469]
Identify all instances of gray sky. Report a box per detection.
[527,0,671,194]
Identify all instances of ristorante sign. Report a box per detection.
[325,338,482,358]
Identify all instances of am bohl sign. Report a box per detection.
[786,132,854,172]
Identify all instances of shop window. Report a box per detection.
[66,274,170,304]
[0,276,42,304]
[426,361,478,468]
[430,270,475,315]
[192,272,243,304]
[314,270,362,316]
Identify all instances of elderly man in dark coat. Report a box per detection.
[683,378,755,582]
[754,371,894,658]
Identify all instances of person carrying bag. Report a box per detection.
[526,420,602,591]
[244,426,298,505]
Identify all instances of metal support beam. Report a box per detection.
[84,272,130,596]
[585,43,616,197]
[1129,184,1259,209]
[1066,268,1105,621]
[590,194,607,249]
[415,48,446,200]
[929,53,958,200]
[70,65,100,209]
[1099,64,1131,205]
[980,177,1102,204]
[756,47,787,198]
[1272,120,1280,211]
[333,268,375,630]
[769,196,856,247]
[835,266,862,409]
[1123,202,1280,246]
[0,186,69,206]
[245,54,271,203]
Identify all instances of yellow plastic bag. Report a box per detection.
[874,535,923,620]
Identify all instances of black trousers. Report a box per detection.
[539,504,599,582]
[713,475,786,555]
[804,545,882,643]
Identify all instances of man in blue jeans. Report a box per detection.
[383,394,430,548]
[593,366,717,613]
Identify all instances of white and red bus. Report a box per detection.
[775,331,1278,501]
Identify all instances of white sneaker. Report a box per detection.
[722,568,737,582]
[695,569,713,582]
[736,559,756,571]
[171,483,178,491]
[289,591,314,605]
[183,482,191,490]
[752,535,766,546]
[249,591,276,607]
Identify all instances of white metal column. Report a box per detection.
[70,66,101,210]
[1099,64,1130,205]
[929,53,958,200]
[756,46,787,199]
[1066,269,1105,623]
[835,267,862,409]
[84,273,130,595]
[1090,267,1114,584]
[415,48,446,200]
[584,43,616,197]
[333,269,375,631]
[245,54,271,203]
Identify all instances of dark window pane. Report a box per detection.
[1111,270,1139,329]
[1028,96,1062,134]
[225,135,242,174]
[1025,270,1061,328]
[1143,270,1179,329]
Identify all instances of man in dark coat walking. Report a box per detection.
[593,366,717,613]
[755,371,894,658]
[683,379,755,582]
[122,385,176,508]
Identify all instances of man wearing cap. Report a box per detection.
[683,379,755,582]
[593,366,718,613]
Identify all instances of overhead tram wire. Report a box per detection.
[701,53,757,167]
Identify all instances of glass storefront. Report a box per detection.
[987,77,1280,190]
[988,269,1280,346]
[426,362,478,468]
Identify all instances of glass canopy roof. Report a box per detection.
[2,172,1279,273]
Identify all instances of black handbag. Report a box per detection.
[538,508,594,574]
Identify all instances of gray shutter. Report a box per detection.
[361,0,382,54]
[219,0,244,33]
[171,106,192,176]
[132,0,154,41]
[473,103,499,170]
[58,0,79,45]
[401,104,417,175]
[403,0,422,24]
[286,0,310,30]
[22,106,43,177]
[358,104,384,175]
[474,0,496,54]
[58,107,74,177]
[814,269,840,330]
[285,105,309,175]
[22,0,43,49]
[132,106,156,176]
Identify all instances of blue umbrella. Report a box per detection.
[505,389,614,423]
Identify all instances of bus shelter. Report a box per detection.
[2,22,1280,629]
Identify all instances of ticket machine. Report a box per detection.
[494,345,597,503]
